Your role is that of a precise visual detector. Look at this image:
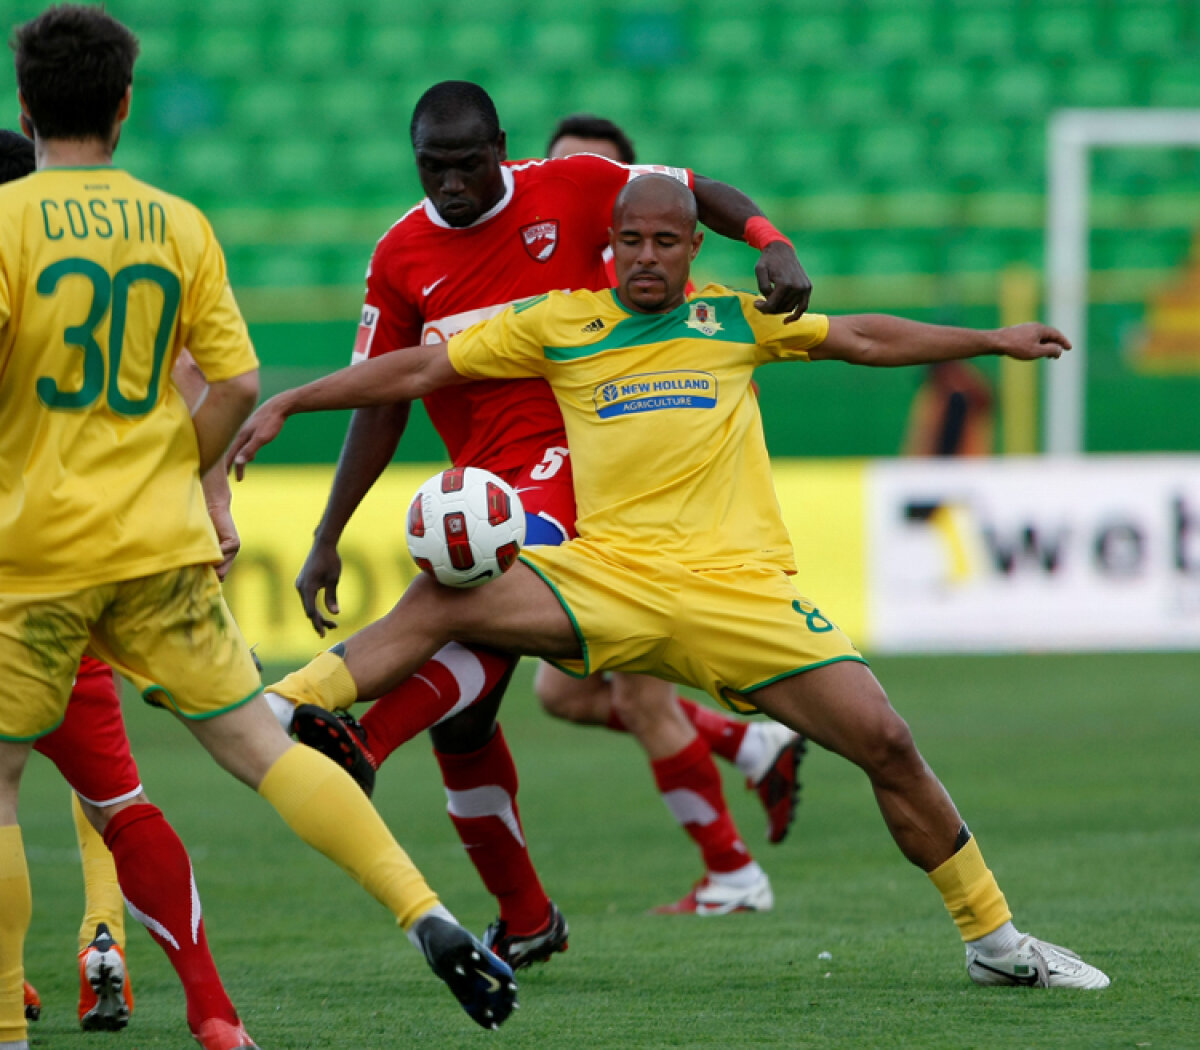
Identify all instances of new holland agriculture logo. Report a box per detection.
[594,370,718,418]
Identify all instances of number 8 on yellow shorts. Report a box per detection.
[521,539,866,714]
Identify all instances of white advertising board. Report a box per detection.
[867,456,1200,652]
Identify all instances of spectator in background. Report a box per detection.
[547,114,636,164]
[902,360,995,456]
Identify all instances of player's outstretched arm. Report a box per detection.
[692,174,811,321]
[228,341,462,478]
[812,316,1071,368]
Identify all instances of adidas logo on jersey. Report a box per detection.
[582,318,605,333]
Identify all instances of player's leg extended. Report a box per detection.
[429,679,566,970]
[0,743,32,1048]
[749,662,1109,988]
[98,566,517,1028]
[536,665,806,845]
[272,565,582,715]
[599,674,771,915]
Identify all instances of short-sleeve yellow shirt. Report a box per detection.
[0,167,258,592]
[448,284,828,572]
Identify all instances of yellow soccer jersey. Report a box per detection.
[0,167,257,592]
[447,283,829,571]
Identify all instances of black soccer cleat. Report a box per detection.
[413,915,518,1030]
[291,704,377,797]
[482,900,569,971]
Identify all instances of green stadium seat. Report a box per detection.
[442,21,515,73]
[558,76,644,136]
[1028,4,1099,58]
[654,70,723,128]
[169,136,250,200]
[854,124,929,186]
[861,6,937,61]
[1091,229,1190,271]
[847,234,936,277]
[362,23,429,70]
[683,131,758,187]
[821,67,891,123]
[344,136,414,194]
[227,82,304,136]
[905,64,976,116]
[764,134,845,193]
[982,64,1052,118]
[733,73,806,132]
[272,23,349,73]
[188,25,267,77]
[311,78,398,138]
[527,20,596,71]
[690,18,765,68]
[943,233,1027,275]
[935,123,1011,181]
[239,247,325,289]
[257,138,336,201]
[1063,62,1135,107]
[106,0,181,29]
[132,27,183,75]
[777,14,851,65]
[1146,61,1200,107]
[948,7,1017,58]
[488,81,560,139]
[1108,2,1184,55]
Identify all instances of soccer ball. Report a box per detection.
[406,467,526,588]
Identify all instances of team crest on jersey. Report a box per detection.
[352,305,380,363]
[685,301,723,337]
[521,220,559,262]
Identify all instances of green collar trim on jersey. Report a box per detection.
[36,164,120,171]
[543,290,755,362]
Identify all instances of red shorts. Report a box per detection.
[33,655,142,807]
[492,442,577,545]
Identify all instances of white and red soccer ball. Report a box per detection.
[406,467,526,588]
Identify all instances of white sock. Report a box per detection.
[708,861,765,889]
[264,690,296,732]
[967,920,1022,956]
[406,903,459,952]
[735,721,797,781]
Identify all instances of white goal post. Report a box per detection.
[1046,108,1200,454]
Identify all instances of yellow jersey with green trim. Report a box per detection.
[447,283,828,571]
[0,167,257,592]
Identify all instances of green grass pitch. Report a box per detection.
[19,652,1200,1048]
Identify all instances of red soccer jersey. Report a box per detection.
[353,154,692,472]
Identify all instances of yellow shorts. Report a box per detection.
[0,564,262,740]
[521,540,865,713]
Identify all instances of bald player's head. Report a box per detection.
[609,174,702,314]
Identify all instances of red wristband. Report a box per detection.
[744,215,793,252]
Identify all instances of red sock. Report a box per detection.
[650,737,752,875]
[435,726,550,936]
[102,804,239,1032]
[361,644,515,763]
[606,698,750,766]
[676,698,750,765]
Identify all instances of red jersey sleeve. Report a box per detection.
[351,231,424,365]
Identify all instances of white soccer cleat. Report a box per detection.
[652,871,775,916]
[966,934,1110,989]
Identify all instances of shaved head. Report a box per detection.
[612,174,697,233]
[609,174,702,314]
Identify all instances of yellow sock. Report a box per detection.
[928,835,1012,941]
[269,650,359,712]
[72,793,125,952]
[0,825,31,1043]
[258,745,438,929]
